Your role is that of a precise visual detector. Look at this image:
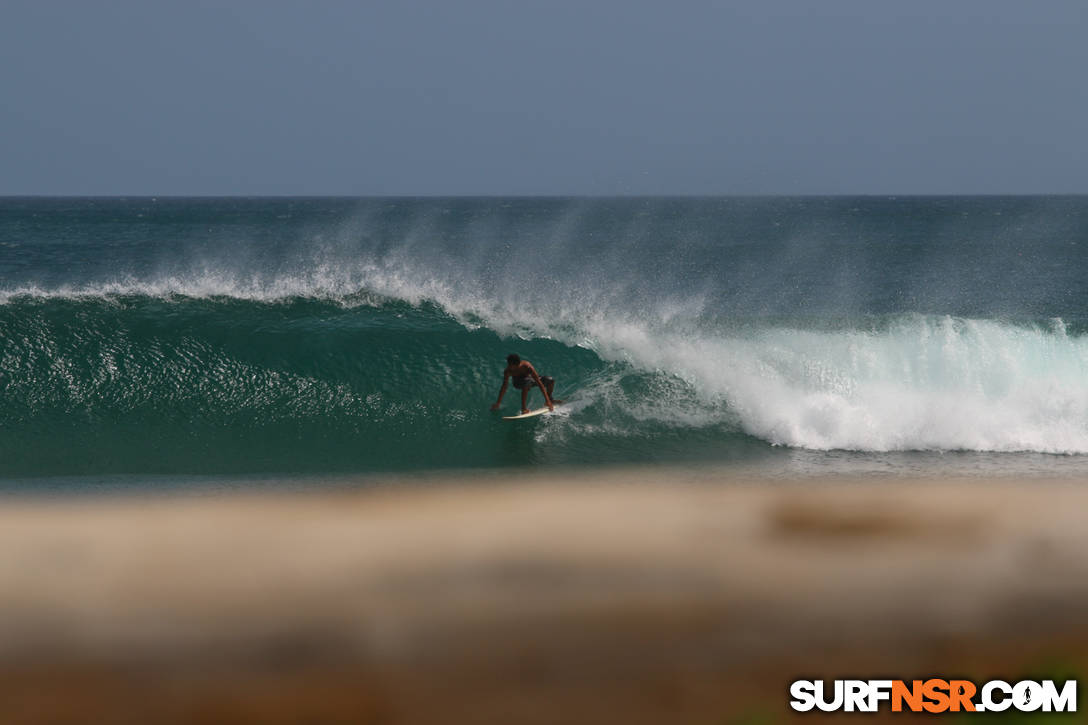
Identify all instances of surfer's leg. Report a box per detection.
[542,376,555,399]
[520,386,529,413]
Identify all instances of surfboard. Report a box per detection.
[502,400,564,421]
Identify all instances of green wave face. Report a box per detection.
[0,295,760,477]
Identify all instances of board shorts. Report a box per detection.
[512,375,553,390]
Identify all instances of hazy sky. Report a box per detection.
[2,1,1086,195]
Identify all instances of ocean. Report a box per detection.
[2,196,1088,491]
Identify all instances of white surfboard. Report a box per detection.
[502,401,564,421]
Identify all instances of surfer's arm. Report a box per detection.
[490,374,510,410]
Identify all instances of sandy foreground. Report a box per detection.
[2,467,1088,723]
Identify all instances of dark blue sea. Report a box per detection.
[3,196,1088,491]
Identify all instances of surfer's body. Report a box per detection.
[491,354,555,415]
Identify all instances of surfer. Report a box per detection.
[491,354,555,415]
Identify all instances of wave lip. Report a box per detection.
[0,270,389,307]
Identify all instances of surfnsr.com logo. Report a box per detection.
[790,679,1077,713]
